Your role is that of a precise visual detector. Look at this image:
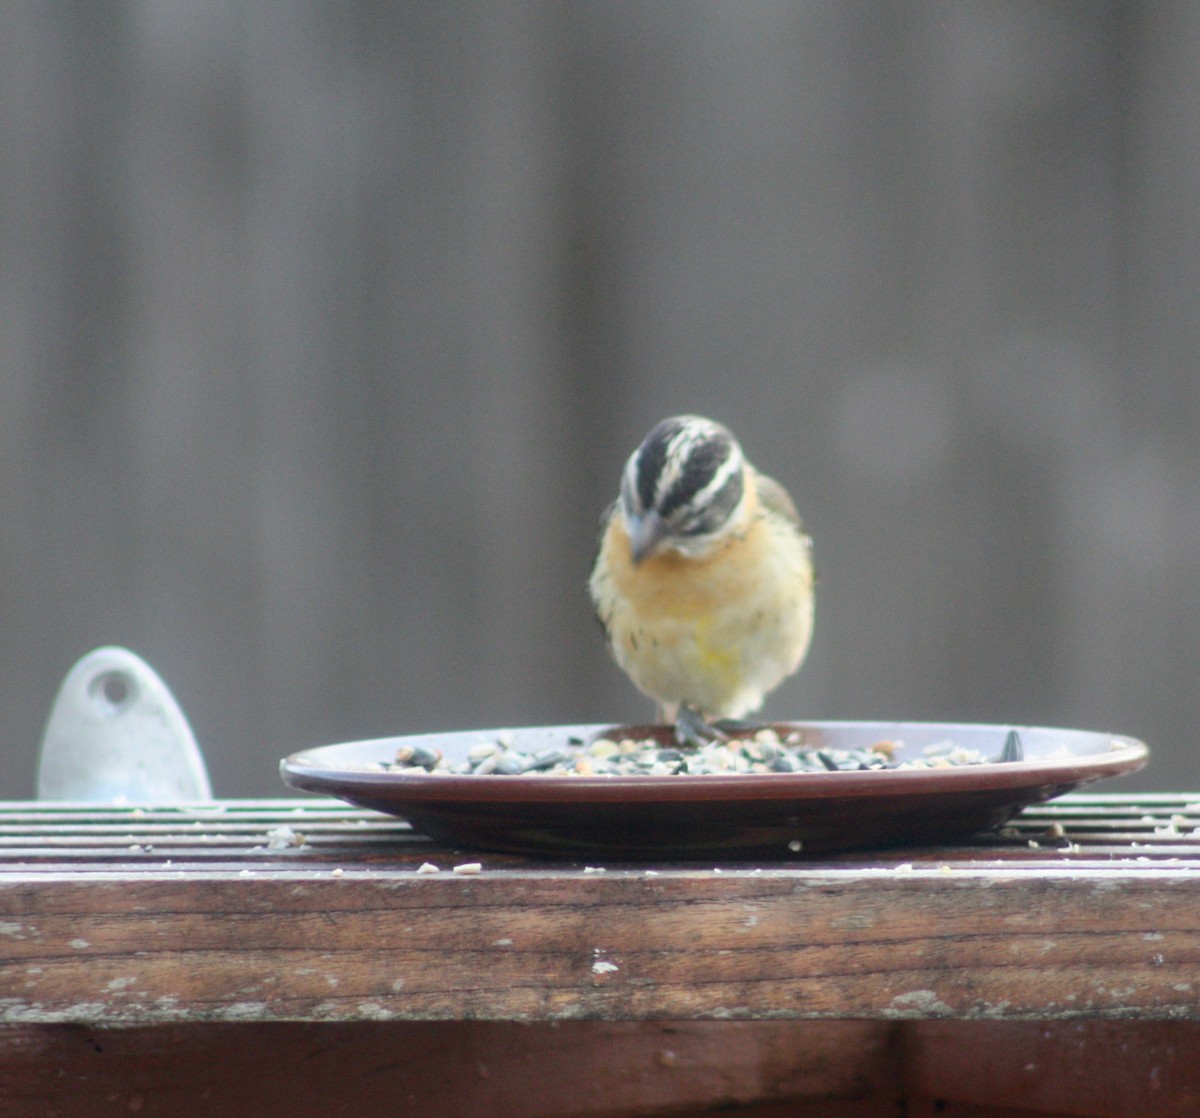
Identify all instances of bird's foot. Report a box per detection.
[711,717,770,737]
[674,703,729,748]
[998,729,1024,763]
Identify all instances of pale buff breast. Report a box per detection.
[590,508,813,719]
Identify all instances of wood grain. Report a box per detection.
[6,802,1200,1114]
[2,797,1199,1026]
[0,866,1198,1024]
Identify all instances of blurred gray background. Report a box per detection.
[1,1,1196,797]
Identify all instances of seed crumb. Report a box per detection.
[453,862,483,875]
[266,825,305,849]
[416,862,439,874]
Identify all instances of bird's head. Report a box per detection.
[618,415,753,563]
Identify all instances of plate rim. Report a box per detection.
[280,720,1149,806]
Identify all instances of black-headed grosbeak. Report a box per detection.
[590,415,814,744]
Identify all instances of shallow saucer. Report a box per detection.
[280,721,1148,858]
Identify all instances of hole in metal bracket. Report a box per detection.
[89,671,136,714]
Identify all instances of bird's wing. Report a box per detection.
[754,470,802,528]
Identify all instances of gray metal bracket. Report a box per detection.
[37,647,213,803]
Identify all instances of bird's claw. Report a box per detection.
[999,729,1024,763]
[711,717,768,737]
[674,703,729,748]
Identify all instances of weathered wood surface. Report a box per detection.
[4,796,1200,1117]
[1,796,1200,1025]
[0,1020,900,1118]
[2,1019,1200,1117]
[5,869,1199,1025]
[904,1021,1200,1118]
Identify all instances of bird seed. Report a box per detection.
[384,728,989,777]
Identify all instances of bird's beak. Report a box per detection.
[627,510,668,564]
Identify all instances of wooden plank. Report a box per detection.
[905,1105,1080,1118]
[5,1017,1199,1117]
[0,1020,898,1118]
[1,867,1199,1024]
[904,1020,1200,1118]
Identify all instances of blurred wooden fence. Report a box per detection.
[1,2,1197,795]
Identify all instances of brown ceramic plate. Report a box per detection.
[280,722,1147,859]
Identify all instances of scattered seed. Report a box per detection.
[394,744,442,770]
[266,825,304,849]
[472,753,500,775]
[453,862,483,875]
[416,862,439,874]
[493,752,530,775]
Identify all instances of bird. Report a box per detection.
[589,415,814,746]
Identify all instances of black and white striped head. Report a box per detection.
[618,415,751,562]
